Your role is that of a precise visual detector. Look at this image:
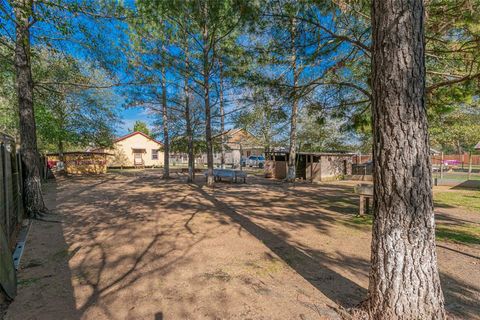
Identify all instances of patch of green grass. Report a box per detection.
[350,215,373,225]
[436,224,480,245]
[338,215,373,232]
[434,190,480,213]
[18,277,41,287]
[432,172,480,181]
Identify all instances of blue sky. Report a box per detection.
[0,1,364,145]
[119,107,154,135]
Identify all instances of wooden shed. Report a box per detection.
[265,151,354,182]
[46,151,111,175]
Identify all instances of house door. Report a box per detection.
[134,153,143,166]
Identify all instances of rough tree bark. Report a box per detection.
[367,0,446,318]
[14,0,48,218]
[161,62,169,179]
[286,17,298,182]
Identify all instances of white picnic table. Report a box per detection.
[204,169,247,183]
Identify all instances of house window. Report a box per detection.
[152,149,158,160]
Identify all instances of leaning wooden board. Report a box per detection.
[0,224,16,299]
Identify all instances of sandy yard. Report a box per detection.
[5,171,479,319]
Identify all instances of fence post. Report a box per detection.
[468,151,472,180]
[1,142,5,231]
[440,152,444,179]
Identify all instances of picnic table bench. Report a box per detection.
[204,169,247,183]
[355,183,373,216]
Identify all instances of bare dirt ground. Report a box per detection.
[5,171,480,319]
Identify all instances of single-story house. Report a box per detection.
[265,151,355,182]
[104,131,164,168]
[204,128,264,166]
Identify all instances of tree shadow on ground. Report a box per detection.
[197,176,479,319]
[6,180,81,320]
[11,173,478,319]
[450,180,480,190]
[55,175,222,318]
[440,272,480,319]
[193,184,367,308]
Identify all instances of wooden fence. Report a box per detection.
[354,153,480,167]
[0,133,24,248]
[431,154,480,166]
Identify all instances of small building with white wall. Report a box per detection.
[105,131,164,168]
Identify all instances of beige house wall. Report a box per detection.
[108,133,164,167]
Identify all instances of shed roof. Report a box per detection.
[46,151,113,156]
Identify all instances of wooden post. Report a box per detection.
[359,195,364,216]
[468,151,472,180]
[239,143,243,172]
[310,155,313,182]
[440,152,444,179]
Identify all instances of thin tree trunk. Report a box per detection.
[204,58,214,187]
[202,8,214,187]
[368,0,445,318]
[186,93,194,182]
[219,55,226,169]
[287,17,298,182]
[161,63,169,179]
[183,38,194,183]
[58,139,64,162]
[14,0,47,218]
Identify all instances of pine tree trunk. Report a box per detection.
[219,56,226,169]
[183,40,194,183]
[202,10,214,187]
[186,94,194,183]
[204,58,214,187]
[368,0,446,318]
[161,63,169,179]
[287,17,298,182]
[14,0,47,218]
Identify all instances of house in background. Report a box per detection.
[202,128,264,167]
[105,131,164,168]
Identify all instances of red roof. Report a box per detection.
[114,131,163,146]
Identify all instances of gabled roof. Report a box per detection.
[114,131,163,146]
[224,128,257,143]
[475,141,480,150]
